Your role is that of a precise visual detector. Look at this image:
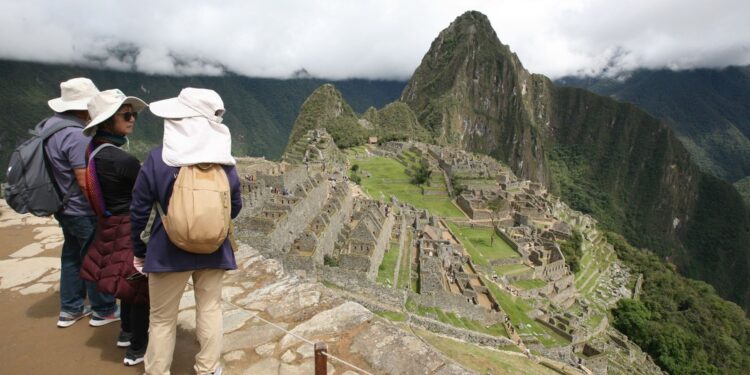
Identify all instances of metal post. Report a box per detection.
[315,342,328,375]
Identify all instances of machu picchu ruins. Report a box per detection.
[228,128,667,375]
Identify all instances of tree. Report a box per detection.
[411,158,432,186]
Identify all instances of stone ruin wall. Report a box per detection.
[407,290,505,326]
[365,213,396,280]
[240,173,329,256]
[408,314,514,348]
[318,267,405,309]
[268,176,329,255]
[312,185,354,265]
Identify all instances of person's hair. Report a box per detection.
[98,116,116,133]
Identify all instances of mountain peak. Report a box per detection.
[284,84,362,153]
[400,10,542,181]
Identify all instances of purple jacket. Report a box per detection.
[130,147,242,273]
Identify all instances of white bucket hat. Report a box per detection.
[149,88,225,123]
[82,89,147,136]
[48,77,100,113]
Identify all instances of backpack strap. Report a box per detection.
[35,118,85,209]
[85,143,119,216]
[88,143,117,162]
[36,118,81,140]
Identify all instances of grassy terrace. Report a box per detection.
[413,327,563,375]
[396,230,412,290]
[405,299,508,337]
[445,221,519,266]
[483,276,570,347]
[377,241,400,286]
[575,235,616,299]
[493,263,532,277]
[511,279,547,290]
[353,156,464,218]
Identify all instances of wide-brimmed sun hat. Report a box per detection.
[82,89,147,136]
[149,88,225,123]
[47,77,100,113]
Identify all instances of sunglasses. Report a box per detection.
[116,111,138,121]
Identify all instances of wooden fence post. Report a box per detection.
[315,342,328,375]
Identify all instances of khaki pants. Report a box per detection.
[145,269,225,375]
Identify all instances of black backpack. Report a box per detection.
[3,118,79,216]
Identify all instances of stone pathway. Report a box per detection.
[0,200,476,374]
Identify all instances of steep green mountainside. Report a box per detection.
[607,232,750,375]
[400,11,750,312]
[400,12,550,184]
[0,60,405,177]
[283,84,429,156]
[556,67,750,182]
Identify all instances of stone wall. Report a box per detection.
[318,267,405,308]
[340,255,371,272]
[365,212,396,281]
[408,314,513,347]
[407,291,504,326]
[244,175,329,255]
[312,186,354,265]
[495,227,520,253]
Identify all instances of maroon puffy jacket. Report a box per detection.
[81,214,149,305]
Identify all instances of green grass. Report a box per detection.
[511,279,547,290]
[482,277,569,347]
[353,156,464,218]
[413,327,562,375]
[396,231,412,289]
[493,263,532,276]
[405,299,508,337]
[375,310,407,322]
[445,221,519,266]
[377,242,401,286]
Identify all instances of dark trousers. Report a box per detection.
[54,213,116,315]
[121,302,150,351]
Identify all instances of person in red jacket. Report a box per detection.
[79,89,150,366]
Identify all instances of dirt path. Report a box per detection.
[0,205,199,374]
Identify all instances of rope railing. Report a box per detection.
[172,272,374,375]
[220,297,376,375]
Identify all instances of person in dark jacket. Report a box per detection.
[79,89,150,366]
[130,88,241,375]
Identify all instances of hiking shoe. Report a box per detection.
[123,346,146,366]
[57,306,92,328]
[89,307,120,327]
[116,330,132,348]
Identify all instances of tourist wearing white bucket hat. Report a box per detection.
[78,88,151,366]
[131,88,241,375]
[40,78,121,331]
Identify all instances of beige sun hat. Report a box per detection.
[47,77,100,113]
[149,88,225,123]
[82,89,147,136]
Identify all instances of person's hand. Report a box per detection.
[133,257,146,275]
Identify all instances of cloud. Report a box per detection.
[0,0,748,79]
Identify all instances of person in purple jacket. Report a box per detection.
[44,78,120,328]
[130,88,241,375]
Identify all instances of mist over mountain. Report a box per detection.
[0,59,405,179]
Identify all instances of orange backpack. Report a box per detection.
[156,163,233,254]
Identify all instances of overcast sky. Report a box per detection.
[1,0,748,80]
